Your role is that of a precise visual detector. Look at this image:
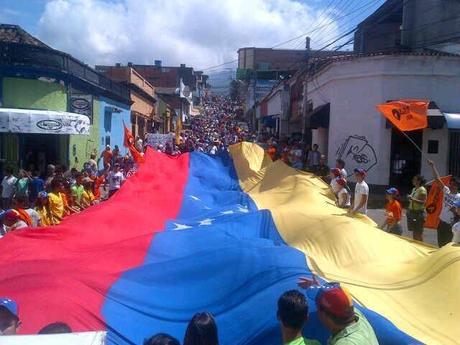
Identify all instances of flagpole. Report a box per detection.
[398,129,423,154]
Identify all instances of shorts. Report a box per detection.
[388,223,403,236]
[407,210,425,233]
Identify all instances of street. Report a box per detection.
[367,208,438,247]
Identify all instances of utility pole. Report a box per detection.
[301,36,311,143]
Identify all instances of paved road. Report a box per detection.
[367,209,438,247]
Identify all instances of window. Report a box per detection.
[428,140,439,154]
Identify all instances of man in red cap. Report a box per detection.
[298,278,379,345]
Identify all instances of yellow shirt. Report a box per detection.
[36,206,51,227]
[82,189,95,206]
[48,192,64,223]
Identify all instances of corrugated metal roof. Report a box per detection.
[0,24,50,48]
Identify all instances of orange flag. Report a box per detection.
[425,176,451,229]
[123,124,145,164]
[376,99,429,132]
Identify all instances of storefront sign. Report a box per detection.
[70,94,93,121]
[0,108,90,135]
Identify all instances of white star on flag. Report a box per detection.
[237,205,249,213]
[198,218,214,226]
[189,195,200,201]
[172,223,192,231]
[220,210,234,215]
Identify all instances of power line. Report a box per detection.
[200,0,384,72]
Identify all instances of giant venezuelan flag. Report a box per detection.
[0,143,458,344]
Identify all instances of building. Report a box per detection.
[96,65,160,137]
[236,46,352,132]
[0,24,131,173]
[354,0,460,54]
[304,52,460,187]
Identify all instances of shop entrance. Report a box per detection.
[19,134,63,176]
[389,129,422,192]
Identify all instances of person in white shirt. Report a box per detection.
[350,168,369,215]
[329,169,342,195]
[451,200,460,244]
[1,167,17,210]
[336,178,351,209]
[108,163,125,198]
[427,159,460,246]
[335,159,347,179]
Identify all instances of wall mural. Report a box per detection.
[336,135,377,176]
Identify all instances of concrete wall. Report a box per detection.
[98,97,130,163]
[307,55,460,185]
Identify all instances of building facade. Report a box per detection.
[305,53,460,187]
[96,65,159,138]
[0,25,131,173]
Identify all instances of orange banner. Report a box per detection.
[123,124,145,164]
[425,176,451,229]
[376,99,429,132]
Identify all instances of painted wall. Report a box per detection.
[99,97,130,165]
[2,77,67,110]
[307,55,460,185]
[68,99,100,170]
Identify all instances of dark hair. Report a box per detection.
[336,159,345,168]
[4,167,13,175]
[277,290,308,330]
[144,333,180,345]
[50,177,64,191]
[184,312,219,345]
[450,177,460,187]
[14,195,29,208]
[413,175,426,185]
[38,322,72,334]
[0,306,19,333]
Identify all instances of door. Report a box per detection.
[389,129,422,192]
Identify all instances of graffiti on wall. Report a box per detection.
[336,135,377,176]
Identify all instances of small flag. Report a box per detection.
[376,99,429,132]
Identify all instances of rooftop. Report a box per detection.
[0,24,50,48]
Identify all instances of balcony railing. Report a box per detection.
[0,42,130,102]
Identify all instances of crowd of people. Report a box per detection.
[1,278,379,345]
[0,147,136,236]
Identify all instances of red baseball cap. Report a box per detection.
[336,178,347,187]
[316,284,354,320]
[330,168,341,177]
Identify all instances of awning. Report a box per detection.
[0,108,90,135]
[309,103,330,128]
[443,113,460,129]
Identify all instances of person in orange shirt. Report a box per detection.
[99,145,113,168]
[380,187,403,235]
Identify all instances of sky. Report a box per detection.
[0,0,386,72]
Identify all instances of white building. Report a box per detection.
[306,52,460,186]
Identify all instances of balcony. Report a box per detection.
[0,42,130,103]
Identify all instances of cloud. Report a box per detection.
[37,0,338,70]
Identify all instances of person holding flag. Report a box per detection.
[427,159,460,246]
[407,175,427,242]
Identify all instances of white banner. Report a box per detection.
[0,331,106,345]
[0,108,90,135]
[145,133,174,147]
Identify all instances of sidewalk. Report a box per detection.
[367,209,438,247]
